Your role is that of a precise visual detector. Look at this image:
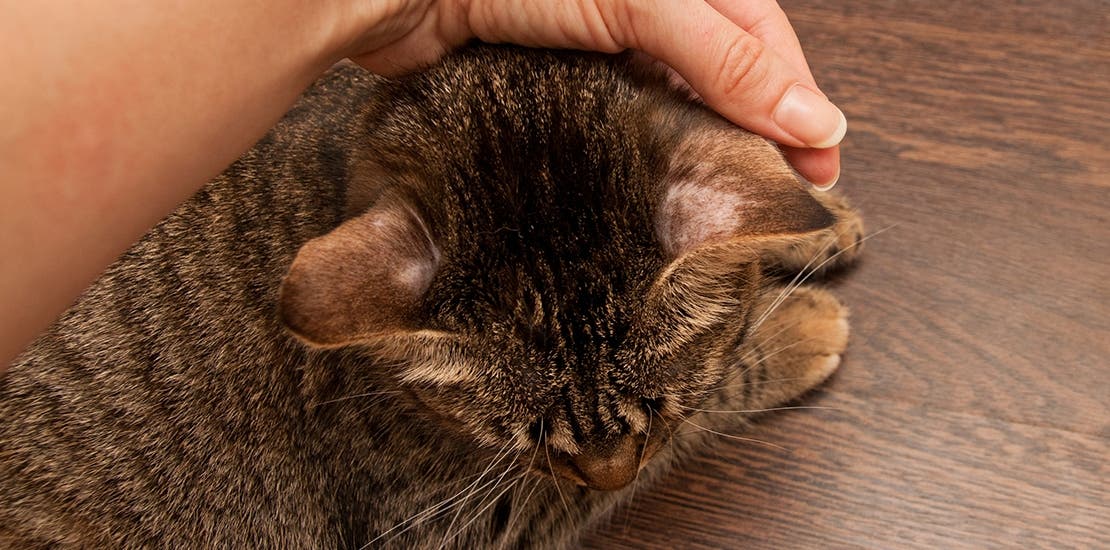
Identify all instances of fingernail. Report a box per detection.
[773,85,847,149]
[812,166,840,192]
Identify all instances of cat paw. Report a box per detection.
[766,286,848,381]
[813,192,866,270]
[726,286,849,409]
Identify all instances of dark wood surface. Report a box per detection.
[582,1,1109,548]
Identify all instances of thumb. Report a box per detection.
[624,0,846,150]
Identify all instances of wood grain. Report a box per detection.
[581,1,1110,547]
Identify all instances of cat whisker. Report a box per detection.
[678,417,789,452]
[623,407,654,530]
[437,446,523,549]
[440,470,526,550]
[748,224,895,338]
[743,317,805,354]
[492,434,547,545]
[543,433,572,518]
[400,476,503,540]
[728,336,821,391]
[498,471,543,548]
[666,376,809,399]
[638,408,653,470]
[369,443,517,547]
[746,227,844,336]
[676,404,839,414]
[513,433,544,499]
[314,389,400,406]
[724,320,811,383]
[372,473,499,549]
[665,334,825,423]
[414,470,518,543]
[681,340,820,413]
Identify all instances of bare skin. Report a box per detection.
[0,0,846,370]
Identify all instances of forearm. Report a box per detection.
[0,0,845,371]
[0,1,356,367]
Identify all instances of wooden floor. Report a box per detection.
[583,1,1109,548]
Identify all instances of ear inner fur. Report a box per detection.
[279,195,441,347]
[655,126,835,259]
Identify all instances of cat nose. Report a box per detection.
[569,434,643,491]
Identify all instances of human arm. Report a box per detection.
[0,0,845,369]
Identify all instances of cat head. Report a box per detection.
[279,47,833,490]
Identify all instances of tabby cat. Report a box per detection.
[0,45,862,548]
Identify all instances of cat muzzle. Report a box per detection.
[541,429,668,491]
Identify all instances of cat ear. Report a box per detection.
[279,194,441,347]
[654,128,835,259]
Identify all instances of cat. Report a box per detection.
[0,45,863,548]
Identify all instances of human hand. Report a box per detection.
[336,0,845,188]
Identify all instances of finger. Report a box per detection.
[705,0,817,89]
[451,0,624,52]
[620,0,846,150]
[782,145,841,189]
[705,0,842,185]
[634,46,841,187]
[349,22,455,76]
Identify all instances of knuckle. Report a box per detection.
[590,0,639,50]
[714,33,768,97]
